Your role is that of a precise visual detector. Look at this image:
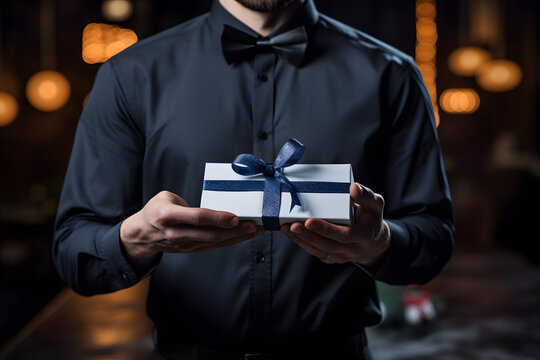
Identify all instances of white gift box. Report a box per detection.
[200,163,354,228]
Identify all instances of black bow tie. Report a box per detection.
[221,24,308,67]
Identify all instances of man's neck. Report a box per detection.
[218,0,305,37]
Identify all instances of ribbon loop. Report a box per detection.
[231,139,305,229]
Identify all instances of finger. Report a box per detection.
[289,222,345,254]
[350,183,385,214]
[282,225,328,258]
[163,221,259,244]
[304,218,352,243]
[157,205,239,228]
[282,226,345,264]
[190,228,267,253]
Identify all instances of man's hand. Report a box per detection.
[281,183,390,266]
[120,191,265,271]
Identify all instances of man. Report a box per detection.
[53,0,455,358]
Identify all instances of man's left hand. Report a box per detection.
[281,183,390,266]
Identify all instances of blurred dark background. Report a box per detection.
[0,0,539,358]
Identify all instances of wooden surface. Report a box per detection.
[2,251,540,359]
[0,278,153,360]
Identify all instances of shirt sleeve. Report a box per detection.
[52,58,151,296]
[360,57,455,285]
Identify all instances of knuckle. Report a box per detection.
[162,228,174,239]
[154,207,170,225]
[156,190,171,199]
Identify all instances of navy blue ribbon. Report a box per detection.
[204,139,349,230]
[204,180,350,194]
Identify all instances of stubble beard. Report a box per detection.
[234,0,295,12]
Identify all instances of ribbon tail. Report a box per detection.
[262,177,282,230]
[289,191,302,212]
[277,174,302,213]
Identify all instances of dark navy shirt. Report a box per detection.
[53,0,454,349]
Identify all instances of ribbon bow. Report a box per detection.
[221,24,308,67]
[232,139,305,229]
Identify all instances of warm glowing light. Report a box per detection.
[415,44,436,62]
[0,92,19,127]
[418,63,436,81]
[440,88,480,114]
[417,29,438,45]
[476,60,522,92]
[416,3,436,19]
[82,23,138,64]
[416,0,440,127]
[102,0,134,22]
[26,71,71,112]
[448,46,491,77]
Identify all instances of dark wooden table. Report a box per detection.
[2,250,539,359]
[1,279,153,360]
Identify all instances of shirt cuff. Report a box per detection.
[351,219,407,281]
[97,221,161,287]
[370,219,408,282]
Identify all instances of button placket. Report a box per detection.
[248,52,276,339]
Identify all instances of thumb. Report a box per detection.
[350,183,385,214]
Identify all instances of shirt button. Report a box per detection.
[256,253,265,263]
[257,130,268,140]
[258,73,268,82]
[121,273,129,282]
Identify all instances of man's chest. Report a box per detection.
[142,61,384,166]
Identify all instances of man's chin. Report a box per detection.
[234,0,295,13]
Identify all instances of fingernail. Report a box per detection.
[229,217,239,227]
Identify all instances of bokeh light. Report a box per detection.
[82,23,138,64]
[440,88,480,114]
[0,92,19,127]
[476,60,522,92]
[26,71,71,112]
[415,0,440,127]
[448,46,492,77]
[102,0,134,22]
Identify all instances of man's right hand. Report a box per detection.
[120,190,265,271]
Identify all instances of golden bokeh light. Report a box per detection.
[476,60,522,92]
[440,88,480,114]
[0,92,19,127]
[26,71,71,112]
[416,0,440,127]
[102,0,134,22]
[416,3,436,20]
[448,46,491,77]
[82,23,138,64]
[415,44,437,62]
[418,63,437,81]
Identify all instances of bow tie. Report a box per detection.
[221,24,308,67]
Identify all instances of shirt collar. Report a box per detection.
[209,0,319,41]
